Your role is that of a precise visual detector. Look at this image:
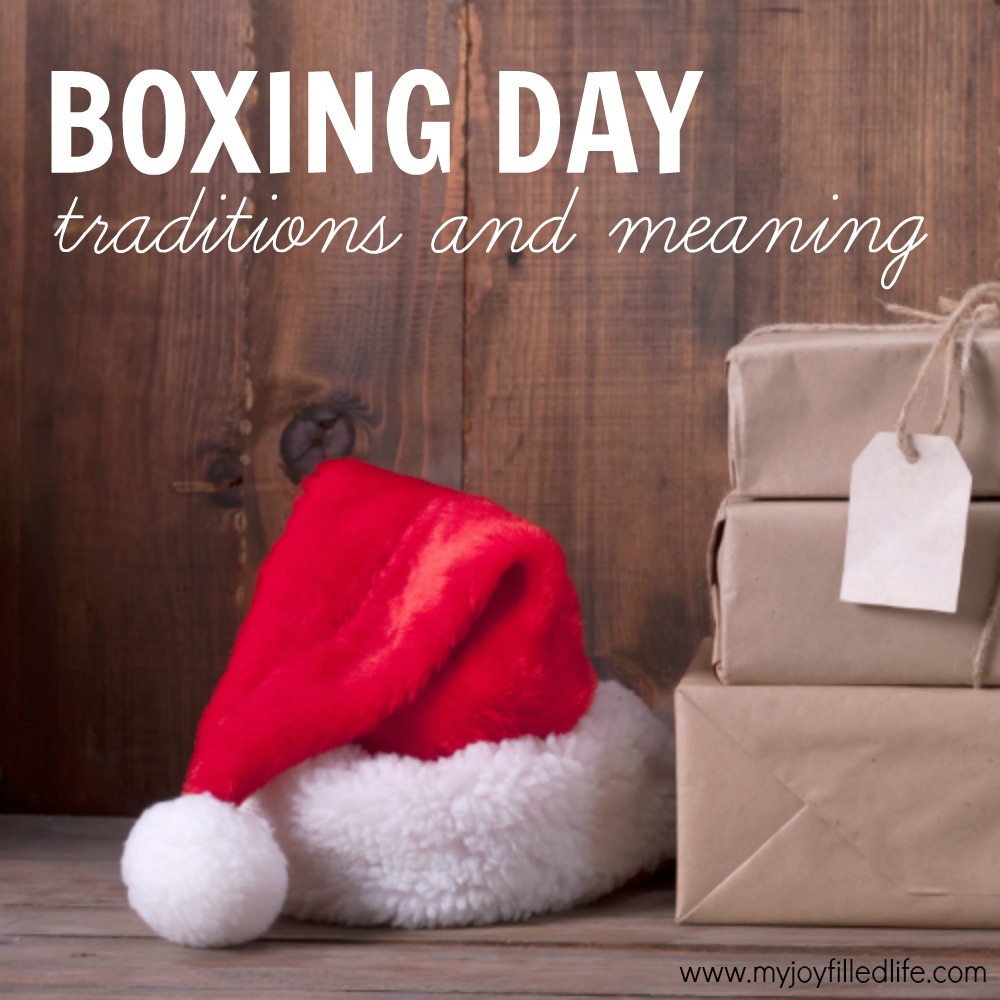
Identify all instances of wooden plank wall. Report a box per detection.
[464,2,737,701]
[3,0,252,814]
[241,0,466,577]
[1,0,996,815]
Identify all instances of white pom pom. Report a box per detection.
[121,793,288,948]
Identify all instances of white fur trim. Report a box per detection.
[121,793,288,947]
[249,681,675,928]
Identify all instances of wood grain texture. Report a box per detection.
[2,0,252,814]
[0,0,26,819]
[6,816,1000,951]
[2,1,999,815]
[734,0,998,326]
[241,0,467,570]
[463,0,998,696]
[3,817,1000,999]
[7,936,999,999]
[463,0,737,695]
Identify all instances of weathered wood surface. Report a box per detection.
[1,0,997,814]
[734,0,998,326]
[463,0,736,700]
[1,0,467,816]
[3,817,1000,999]
[2,0,252,816]
[0,0,27,822]
[241,0,467,571]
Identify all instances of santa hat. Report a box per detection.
[122,459,674,947]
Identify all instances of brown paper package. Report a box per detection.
[676,640,1000,927]
[711,498,1000,686]
[728,325,1000,498]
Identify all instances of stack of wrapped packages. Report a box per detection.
[675,284,1000,927]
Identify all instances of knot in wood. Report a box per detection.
[280,401,358,483]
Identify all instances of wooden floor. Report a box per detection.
[3,817,1000,998]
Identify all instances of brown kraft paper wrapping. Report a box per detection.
[676,640,1000,927]
[711,498,1000,686]
[728,325,1000,498]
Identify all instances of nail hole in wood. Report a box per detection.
[205,452,245,508]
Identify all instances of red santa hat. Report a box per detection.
[122,459,674,947]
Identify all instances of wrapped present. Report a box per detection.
[675,640,1000,927]
[727,324,1000,498]
[710,497,1000,686]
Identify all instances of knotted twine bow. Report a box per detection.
[888,282,1000,463]
[883,282,1000,686]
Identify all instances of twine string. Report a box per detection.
[880,302,949,323]
[955,314,983,446]
[971,571,1000,689]
[883,282,1000,687]
[892,282,1000,462]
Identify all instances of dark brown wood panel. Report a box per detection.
[241,0,467,570]
[735,0,998,327]
[2,1,998,816]
[463,0,998,696]
[463,0,737,696]
[2,1,253,814]
[0,0,27,817]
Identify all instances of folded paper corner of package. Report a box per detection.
[675,643,1000,928]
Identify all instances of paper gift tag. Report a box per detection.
[840,432,971,612]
